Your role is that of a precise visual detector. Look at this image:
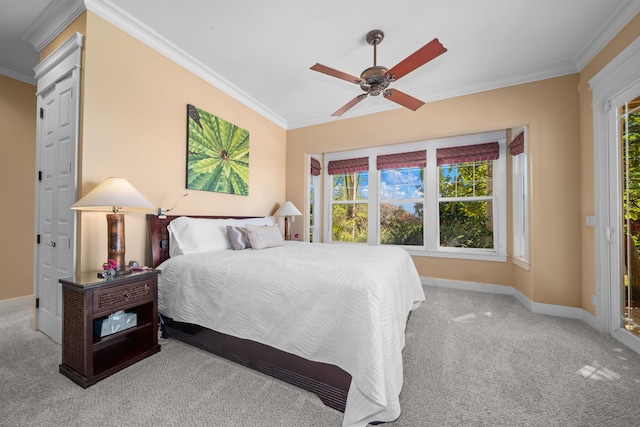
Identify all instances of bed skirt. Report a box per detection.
[162,315,351,412]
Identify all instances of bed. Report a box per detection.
[147,214,425,427]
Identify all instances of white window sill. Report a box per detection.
[324,241,508,262]
[406,248,507,262]
[511,257,530,270]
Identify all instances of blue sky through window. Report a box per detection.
[380,168,423,200]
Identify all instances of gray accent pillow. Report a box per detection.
[226,225,251,250]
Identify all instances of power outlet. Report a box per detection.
[586,216,595,226]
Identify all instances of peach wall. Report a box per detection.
[287,75,582,307]
[577,16,640,315]
[0,75,36,301]
[74,13,286,271]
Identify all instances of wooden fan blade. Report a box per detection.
[383,89,425,111]
[386,38,447,81]
[311,63,365,84]
[332,94,368,117]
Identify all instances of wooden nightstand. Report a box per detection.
[58,269,161,388]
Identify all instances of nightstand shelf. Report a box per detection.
[59,270,161,388]
[92,320,154,350]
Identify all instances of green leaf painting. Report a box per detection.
[186,104,249,195]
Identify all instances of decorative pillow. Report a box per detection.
[244,224,284,250]
[234,216,275,227]
[226,225,251,250]
[167,217,236,255]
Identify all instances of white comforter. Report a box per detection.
[157,241,425,426]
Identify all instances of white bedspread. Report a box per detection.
[157,241,425,426]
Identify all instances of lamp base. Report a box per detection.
[284,217,291,241]
[107,213,126,271]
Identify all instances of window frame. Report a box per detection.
[378,166,425,247]
[329,170,370,243]
[437,157,496,251]
[323,130,507,261]
[510,126,530,269]
[309,163,319,243]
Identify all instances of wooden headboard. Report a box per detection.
[146,214,259,268]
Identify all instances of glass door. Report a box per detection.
[621,95,640,338]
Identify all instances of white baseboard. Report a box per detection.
[612,329,640,354]
[422,277,513,295]
[422,277,594,324]
[0,295,33,312]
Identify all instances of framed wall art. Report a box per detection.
[186,104,249,195]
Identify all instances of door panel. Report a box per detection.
[36,73,77,344]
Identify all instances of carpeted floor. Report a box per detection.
[2,286,640,426]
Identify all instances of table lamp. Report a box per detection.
[274,201,302,240]
[71,177,155,272]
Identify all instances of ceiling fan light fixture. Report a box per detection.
[360,66,390,95]
[311,29,447,116]
[360,66,388,80]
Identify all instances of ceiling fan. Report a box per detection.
[310,29,447,117]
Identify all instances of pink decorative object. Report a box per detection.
[101,259,118,278]
[102,259,117,271]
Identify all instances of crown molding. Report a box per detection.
[424,60,578,103]
[573,0,640,71]
[21,0,86,52]
[86,0,288,129]
[0,61,36,85]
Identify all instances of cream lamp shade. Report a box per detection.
[71,177,154,272]
[274,201,302,241]
[71,177,155,213]
[274,201,302,217]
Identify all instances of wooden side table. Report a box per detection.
[58,270,161,388]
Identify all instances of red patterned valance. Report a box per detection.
[437,142,499,166]
[509,131,525,156]
[310,157,321,176]
[376,150,426,170]
[327,157,369,175]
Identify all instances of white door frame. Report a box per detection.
[591,36,640,353]
[33,32,83,342]
[307,155,321,243]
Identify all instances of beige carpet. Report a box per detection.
[2,286,640,426]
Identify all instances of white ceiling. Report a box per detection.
[3,0,640,129]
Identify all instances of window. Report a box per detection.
[510,127,529,267]
[437,142,498,250]
[378,151,426,246]
[328,157,369,243]
[324,131,507,261]
[309,157,321,242]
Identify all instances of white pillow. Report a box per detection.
[244,224,284,250]
[167,217,236,255]
[234,216,275,227]
[168,228,182,258]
